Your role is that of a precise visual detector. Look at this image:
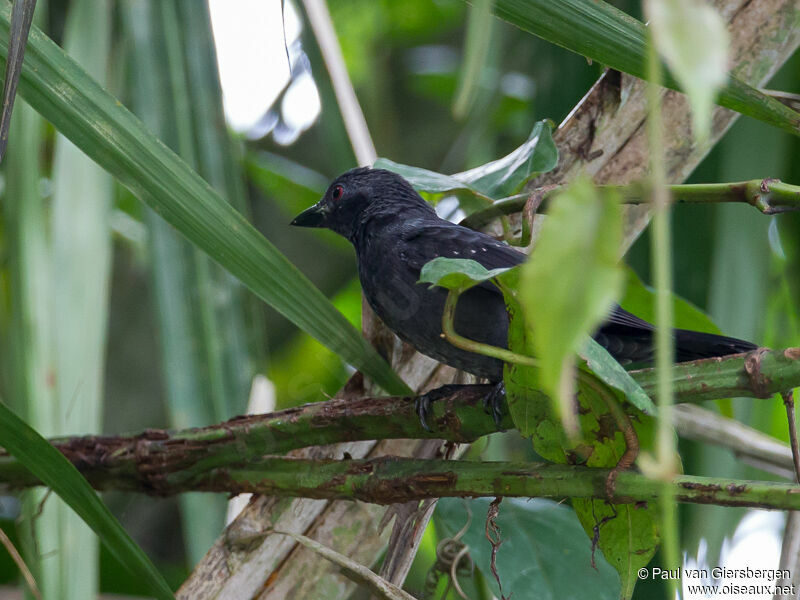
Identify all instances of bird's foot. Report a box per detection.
[414,384,471,432]
[483,381,507,431]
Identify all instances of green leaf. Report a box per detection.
[488,0,800,137]
[0,4,410,397]
[571,499,659,600]
[418,256,514,292]
[501,206,660,598]
[503,294,553,444]
[0,403,174,600]
[125,0,238,566]
[374,157,479,195]
[435,497,621,600]
[579,337,656,415]
[245,151,329,215]
[457,120,558,198]
[568,376,661,600]
[176,0,259,417]
[375,119,558,206]
[48,1,113,596]
[619,267,733,415]
[619,267,722,334]
[3,82,55,600]
[645,0,730,142]
[518,177,624,415]
[269,279,360,407]
[569,370,661,599]
[0,0,35,161]
[502,318,660,599]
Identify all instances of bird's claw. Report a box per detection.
[483,381,507,431]
[415,383,506,432]
[414,394,434,432]
[414,384,474,432]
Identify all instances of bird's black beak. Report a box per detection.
[291,202,327,228]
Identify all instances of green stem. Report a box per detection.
[647,27,679,600]
[460,179,800,230]
[631,348,800,401]
[0,347,792,493]
[0,386,506,491]
[442,289,539,368]
[5,452,800,511]
[443,289,625,428]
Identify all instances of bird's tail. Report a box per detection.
[674,329,757,363]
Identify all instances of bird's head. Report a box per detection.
[291,167,432,240]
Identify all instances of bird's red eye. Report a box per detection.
[332,185,344,201]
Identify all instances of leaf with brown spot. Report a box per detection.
[503,284,661,599]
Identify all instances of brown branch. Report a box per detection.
[0,348,796,493]
[32,453,800,512]
[674,404,796,479]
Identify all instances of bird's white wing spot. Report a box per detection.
[453,250,460,256]
[470,249,476,254]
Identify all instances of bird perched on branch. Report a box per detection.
[292,167,756,424]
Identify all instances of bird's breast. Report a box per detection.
[356,244,507,380]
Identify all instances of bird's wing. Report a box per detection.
[398,220,656,330]
[398,221,527,275]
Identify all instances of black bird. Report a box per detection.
[292,167,756,423]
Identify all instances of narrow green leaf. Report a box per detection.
[418,257,513,292]
[48,2,113,596]
[579,337,656,415]
[375,120,558,205]
[175,0,258,418]
[0,4,410,396]
[0,0,34,160]
[245,151,329,211]
[0,402,174,600]
[435,497,621,600]
[124,0,229,566]
[157,0,230,429]
[452,0,493,119]
[488,0,800,136]
[518,177,624,414]
[3,93,50,600]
